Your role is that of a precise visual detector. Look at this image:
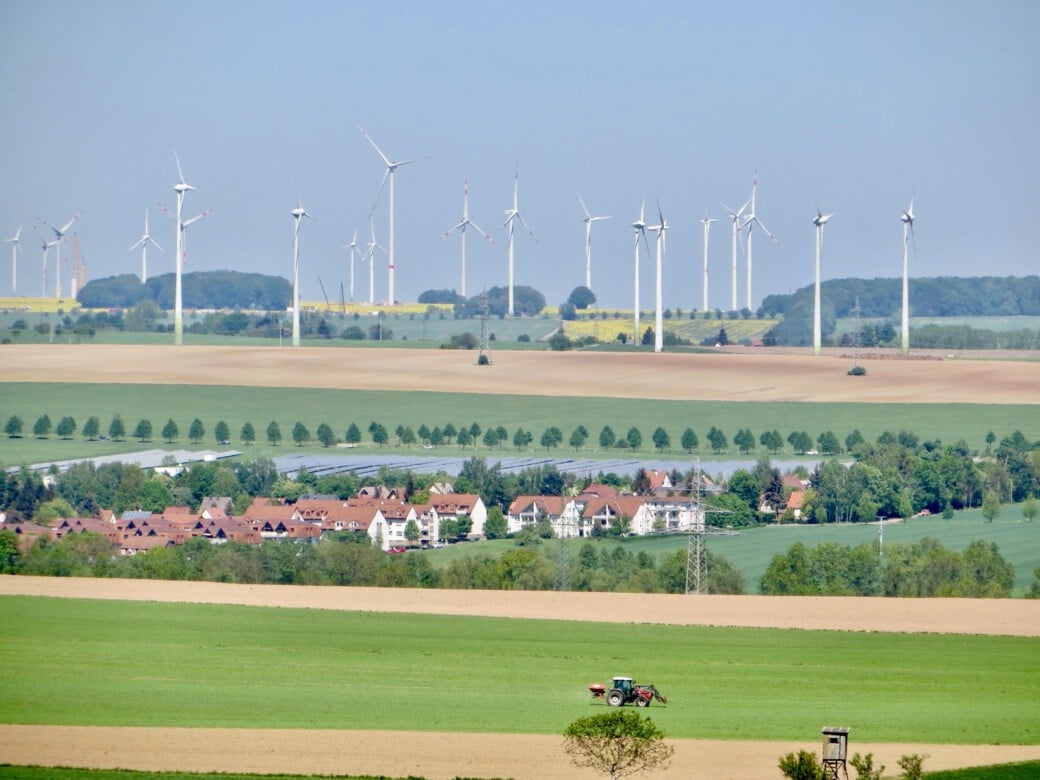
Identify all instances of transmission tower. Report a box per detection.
[685,461,738,595]
[478,287,491,365]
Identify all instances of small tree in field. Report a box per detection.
[108,414,126,441]
[83,416,100,440]
[162,418,179,443]
[563,710,673,780]
[188,418,205,444]
[240,421,255,445]
[266,421,282,446]
[778,749,824,780]
[214,420,230,444]
[133,419,153,442]
[850,752,884,780]
[5,415,23,438]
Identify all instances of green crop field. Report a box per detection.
[2,382,1035,469]
[1,596,1037,745]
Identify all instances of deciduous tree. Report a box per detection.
[292,422,310,446]
[188,418,205,444]
[266,421,282,446]
[563,710,673,780]
[33,414,52,438]
[133,419,153,442]
[240,421,256,445]
[680,427,698,453]
[162,419,179,443]
[214,420,231,444]
[56,416,76,439]
[82,416,100,441]
[5,415,23,438]
[108,415,126,441]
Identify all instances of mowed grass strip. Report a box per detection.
[1,382,1035,467]
[1,596,1036,744]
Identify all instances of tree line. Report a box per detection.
[77,271,292,310]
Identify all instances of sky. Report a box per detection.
[1,1,1037,312]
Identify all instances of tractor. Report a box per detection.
[588,676,668,707]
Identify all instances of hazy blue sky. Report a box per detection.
[1,1,1037,311]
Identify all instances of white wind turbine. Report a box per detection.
[578,194,611,291]
[5,226,21,295]
[900,200,916,356]
[159,153,211,345]
[360,127,421,306]
[502,170,535,316]
[129,210,163,283]
[363,219,387,305]
[42,212,79,298]
[442,181,494,298]
[647,202,668,353]
[37,233,57,297]
[699,216,717,313]
[812,207,835,356]
[344,228,359,302]
[290,196,316,348]
[740,174,778,311]
[722,196,750,312]
[631,200,651,342]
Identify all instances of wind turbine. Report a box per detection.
[38,234,57,296]
[578,194,611,291]
[740,174,778,311]
[502,170,535,316]
[159,153,210,345]
[344,228,359,302]
[290,196,316,348]
[4,227,21,295]
[699,216,717,313]
[900,200,916,356]
[363,219,387,305]
[631,200,650,341]
[129,210,163,283]
[722,197,750,312]
[360,126,421,307]
[42,212,79,298]
[647,202,668,353]
[812,207,835,356]
[442,181,494,298]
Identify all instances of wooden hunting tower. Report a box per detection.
[821,726,850,780]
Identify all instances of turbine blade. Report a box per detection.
[467,221,495,242]
[360,127,393,167]
[368,170,389,220]
[578,193,591,220]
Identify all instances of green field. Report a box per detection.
[1,595,1037,745]
[430,512,1040,595]
[2,382,1036,469]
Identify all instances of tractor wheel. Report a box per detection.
[636,696,650,707]
[606,690,625,707]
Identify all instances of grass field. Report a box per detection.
[2,382,1035,469]
[1,595,1037,745]
[561,315,777,344]
[428,513,1040,595]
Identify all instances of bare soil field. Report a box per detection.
[3,577,1039,779]
[4,343,1039,404]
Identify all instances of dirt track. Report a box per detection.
[3,577,1039,779]
[4,343,1040,404]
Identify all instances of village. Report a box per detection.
[4,469,809,557]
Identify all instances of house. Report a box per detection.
[581,495,654,536]
[426,493,487,539]
[199,496,234,515]
[646,470,672,492]
[9,521,51,551]
[506,495,582,536]
[785,490,806,521]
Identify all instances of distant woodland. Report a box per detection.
[77,271,292,310]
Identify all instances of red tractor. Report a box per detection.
[588,676,668,708]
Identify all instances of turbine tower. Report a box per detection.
[159,153,210,346]
[723,197,749,312]
[631,200,650,342]
[290,196,315,348]
[578,194,611,291]
[900,200,916,356]
[363,219,386,305]
[502,170,535,317]
[740,174,778,311]
[42,212,79,298]
[647,202,668,353]
[699,216,717,312]
[360,127,421,307]
[442,180,494,298]
[812,208,834,356]
[344,228,359,302]
[5,227,21,295]
[38,234,57,296]
[129,210,163,283]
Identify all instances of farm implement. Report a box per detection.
[588,676,668,707]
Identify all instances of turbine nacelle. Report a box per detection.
[813,210,835,228]
[901,200,915,225]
